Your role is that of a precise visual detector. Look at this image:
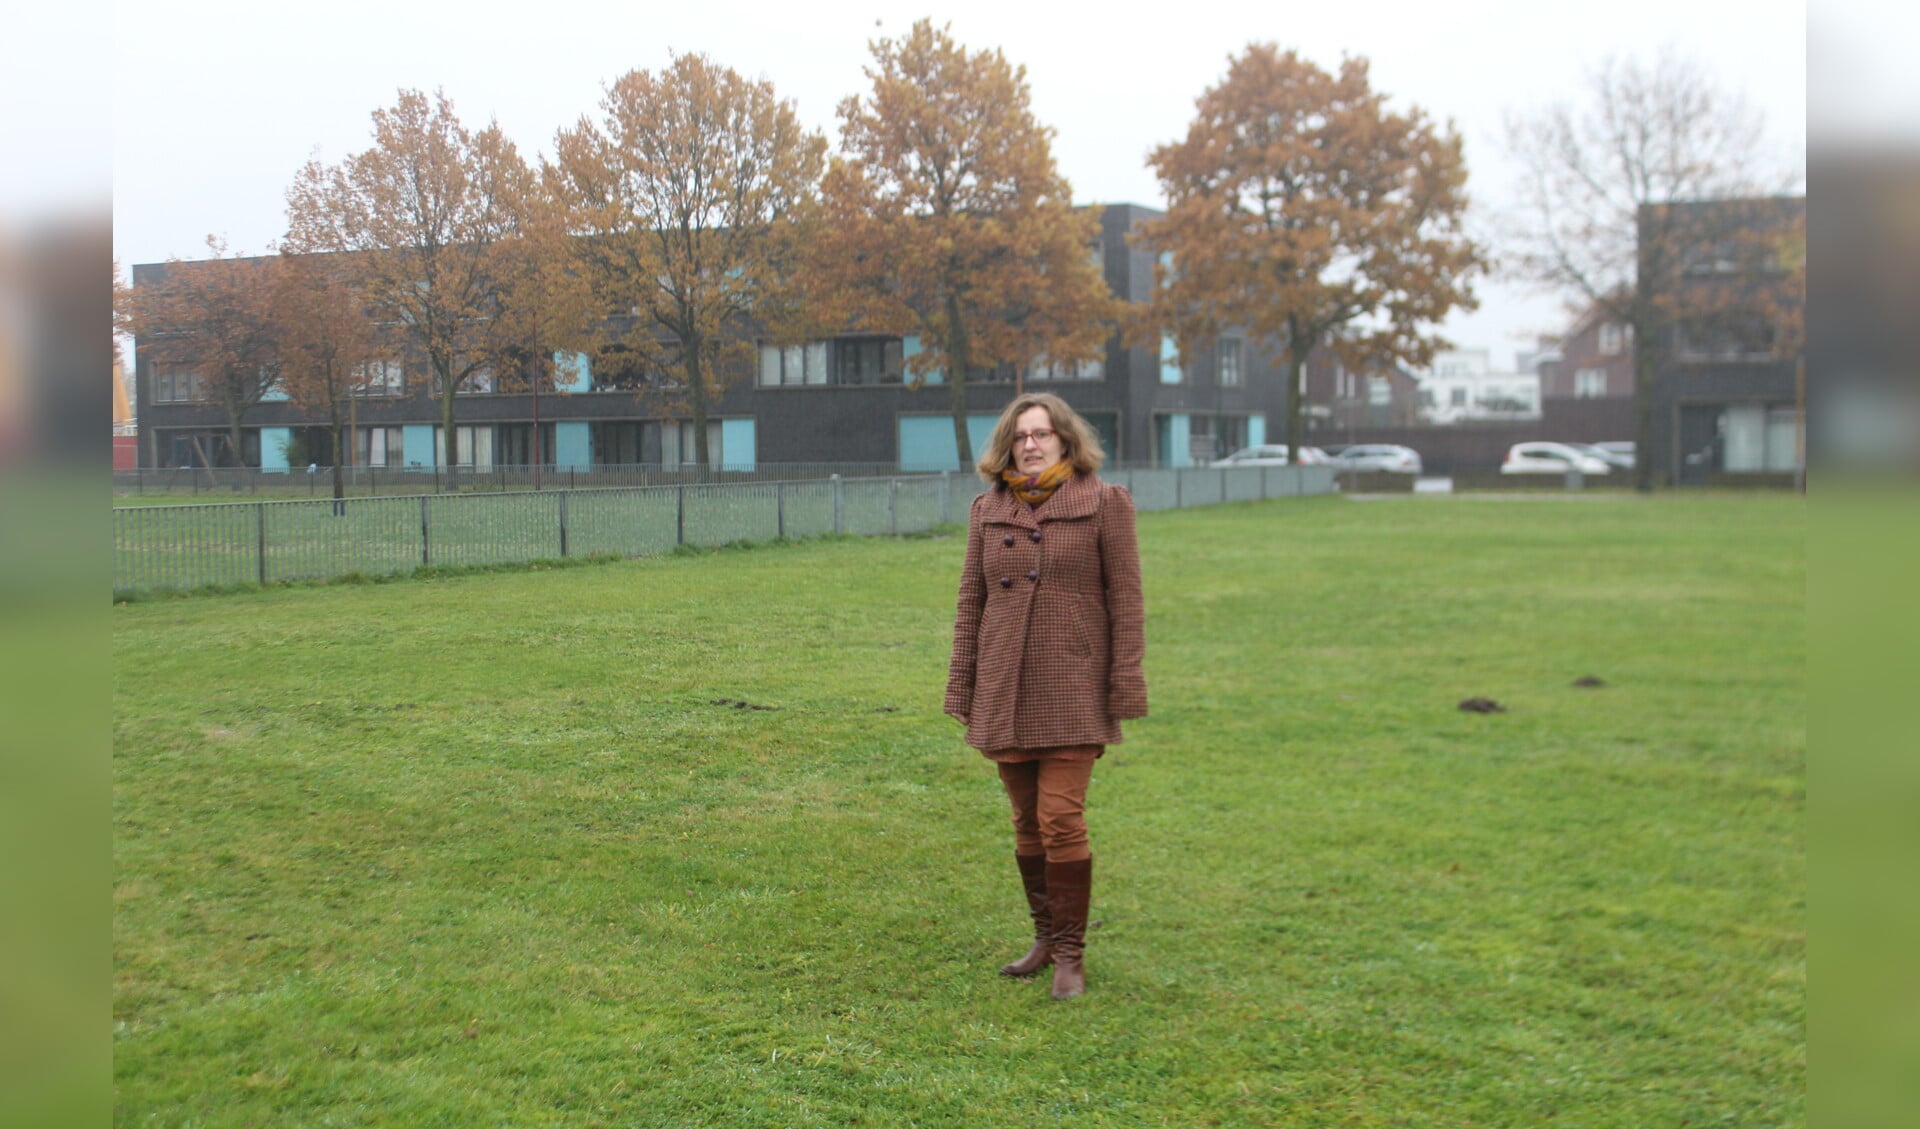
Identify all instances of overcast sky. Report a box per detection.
[108,0,1815,369]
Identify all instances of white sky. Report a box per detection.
[108,0,1813,369]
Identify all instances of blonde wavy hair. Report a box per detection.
[975,393,1106,484]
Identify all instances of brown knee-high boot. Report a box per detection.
[1000,853,1053,977]
[1046,857,1092,1000]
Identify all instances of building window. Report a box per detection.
[352,360,404,397]
[1677,316,1776,362]
[1449,386,1467,408]
[1597,323,1625,355]
[590,421,646,466]
[151,365,203,404]
[761,340,910,386]
[590,347,667,391]
[1368,376,1391,406]
[495,422,558,466]
[458,366,495,394]
[833,338,904,385]
[669,420,725,466]
[757,342,829,386]
[1032,353,1105,382]
[354,426,405,469]
[1575,368,1608,398]
[1217,339,1243,387]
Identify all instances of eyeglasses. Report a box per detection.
[1012,429,1057,446]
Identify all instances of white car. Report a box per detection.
[1327,444,1423,474]
[1210,444,1330,467]
[1500,442,1611,475]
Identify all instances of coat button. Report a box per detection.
[1030,530,1042,543]
[1003,535,1015,547]
[999,576,1012,588]
[1027,570,1039,582]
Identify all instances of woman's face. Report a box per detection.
[1012,406,1067,476]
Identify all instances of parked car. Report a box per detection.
[1500,442,1611,475]
[1568,442,1635,471]
[1210,444,1330,467]
[1591,441,1637,467]
[1326,444,1423,474]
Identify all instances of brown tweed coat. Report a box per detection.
[944,472,1148,751]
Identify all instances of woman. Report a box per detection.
[944,393,1148,1001]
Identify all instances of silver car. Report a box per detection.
[1327,444,1423,474]
[1209,444,1331,467]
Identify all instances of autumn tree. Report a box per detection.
[125,236,286,467]
[819,19,1114,468]
[285,88,544,475]
[1138,45,1482,465]
[272,251,380,500]
[548,54,825,468]
[1504,50,1800,490]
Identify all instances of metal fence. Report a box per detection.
[112,465,1335,594]
[112,462,950,499]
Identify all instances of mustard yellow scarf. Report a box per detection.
[1001,461,1074,506]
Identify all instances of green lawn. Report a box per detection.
[113,494,1804,1126]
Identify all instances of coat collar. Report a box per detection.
[989,471,1101,528]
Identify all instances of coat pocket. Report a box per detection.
[1067,601,1094,658]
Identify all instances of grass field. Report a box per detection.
[113,494,1804,1126]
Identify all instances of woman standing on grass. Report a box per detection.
[944,392,1148,1001]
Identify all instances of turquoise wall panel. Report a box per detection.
[899,414,997,471]
[1248,414,1266,447]
[259,426,291,473]
[903,335,944,385]
[720,418,756,471]
[553,351,592,393]
[555,421,591,469]
[402,425,436,468]
[1160,414,1191,467]
[1160,334,1182,384]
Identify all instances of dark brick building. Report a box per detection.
[133,204,1313,473]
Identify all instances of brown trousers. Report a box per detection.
[996,754,1096,863]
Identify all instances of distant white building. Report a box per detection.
[1415,348,1542,424]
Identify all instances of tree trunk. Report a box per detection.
[330,409,346,501]
[1632,313,1656,493]
[224,388,246,471]
[683,334,709,470]
[438,357,459,491]
[1284,352,1305,467]
[945,293,973,470]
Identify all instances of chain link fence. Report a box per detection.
[112,465,1335,594]
[111,462,941,499]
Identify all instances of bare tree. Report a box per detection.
[1504,50,1801,490]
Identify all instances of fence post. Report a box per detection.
[831,474,844,535]
[255,502,267,586]
[676,484,686,545]
[1220,469,1227,503]
[888,478,898,535]
[776,481,786,539]
[940,469,951,524]
[558,492,569,558]
[420,495,431,566]
[1176,468,1184,509]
